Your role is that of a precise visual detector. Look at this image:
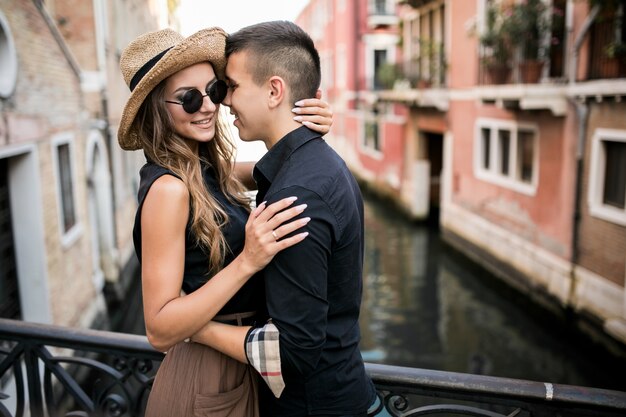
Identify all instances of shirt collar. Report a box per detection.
[254,126,320,184]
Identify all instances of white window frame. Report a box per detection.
[360,114,384,159]
[51,133,82,248]
[588,128,626,226]
[321,50,334,90]
[363,33,399,90]
[474,118,539,195]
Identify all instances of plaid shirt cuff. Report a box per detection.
[245,320,285,398]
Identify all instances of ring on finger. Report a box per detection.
[272,230,278,240]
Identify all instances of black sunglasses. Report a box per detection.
[165,79,228,113]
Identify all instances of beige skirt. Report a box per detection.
[145,341,259,417]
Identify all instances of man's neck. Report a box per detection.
[264,115,304,150]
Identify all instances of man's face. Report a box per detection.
[223,51,269,142]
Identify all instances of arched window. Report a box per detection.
[0,11,18,98]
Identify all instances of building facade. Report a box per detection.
[0,0,172,330]
[298,0,626,350]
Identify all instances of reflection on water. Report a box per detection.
[359,195,626,391]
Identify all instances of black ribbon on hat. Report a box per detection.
[129,46,173,92]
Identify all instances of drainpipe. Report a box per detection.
[568,3,600,83]
[34,0,81,77]
[93,0,120,270]
[568,99,588,306]
[567,3,598,305]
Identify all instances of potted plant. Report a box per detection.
[605,41,626,58]
[590,0,625,78]
[604,41,626,77]
[376,62,403,90]
[418,39,447,88]
[508,0,551,83]
[479,2,513,84]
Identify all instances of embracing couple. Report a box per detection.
[118,20,379,417]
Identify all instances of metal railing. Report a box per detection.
[1,318,625,416]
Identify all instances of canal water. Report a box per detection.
[359,193,626,392]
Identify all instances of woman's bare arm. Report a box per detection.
[141,175,309,352]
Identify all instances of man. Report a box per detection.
[193,21,377,416]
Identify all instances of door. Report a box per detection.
[0,158,21,319]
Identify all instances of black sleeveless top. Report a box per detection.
[133,162,265,315]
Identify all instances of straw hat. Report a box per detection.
[118,27,227,150]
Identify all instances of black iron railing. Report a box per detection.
[0,318,625,416]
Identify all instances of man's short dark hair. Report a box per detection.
[226,21,321,104]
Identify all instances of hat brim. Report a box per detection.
[118,27,227,151]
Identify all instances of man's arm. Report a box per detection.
[193,318,286,397]
[263,186,334,378]
[191,321,251,363]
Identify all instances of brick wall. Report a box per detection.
[578,101,626,287]
[1,0,97,327]
[53,0,98,72]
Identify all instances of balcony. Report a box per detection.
[588,2,626,80]
[1,318,626,416]
[367,0,399,28]
[372,55,450,111]
[377,86,449,112]
[474,0,626,114]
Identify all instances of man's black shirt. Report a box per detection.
[253,126,376,416]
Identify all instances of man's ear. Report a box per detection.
[268,76,286,109]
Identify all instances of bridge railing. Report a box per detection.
[0,318,625,417]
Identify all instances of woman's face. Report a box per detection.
[164,62,220,144]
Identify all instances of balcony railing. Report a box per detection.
[372,57,447,91]
[588,5,626,80]
[1,318,626,417]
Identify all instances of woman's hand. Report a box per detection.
[239,197,310,274]
[292,89,333,135]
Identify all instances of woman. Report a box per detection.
[117,27,333,416]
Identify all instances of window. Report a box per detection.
[365,37,398,90]
[52,134,82,246]
[0,158,21,320]
[589,129,626,225]
[517,129,535,183]
[403,2,446,87]
[481,127,491,170]
[0,11,18,98]
[475,119,538,194]
[57,143,76,232]
[371,0,390,15]
[603,141,626,208]
[373,49,388,90]
[498,130,511,176]
[363,119,381,153]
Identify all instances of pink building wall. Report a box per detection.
[298,0,406,200]
[447,0,479,89]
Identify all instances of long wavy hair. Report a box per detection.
[133,79,250,275]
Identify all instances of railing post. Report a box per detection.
[23,345,43,417]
